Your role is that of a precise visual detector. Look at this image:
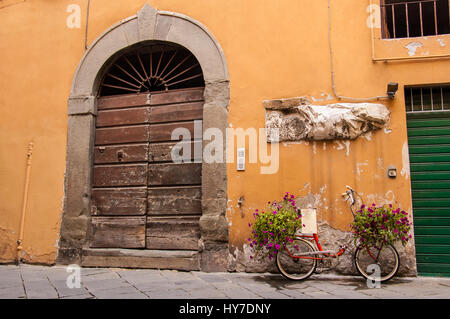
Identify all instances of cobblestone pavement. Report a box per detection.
[0,264,449,299]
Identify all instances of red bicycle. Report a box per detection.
[276,186,400,282]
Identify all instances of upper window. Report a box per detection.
[405,84,450,113]
[381,0,450,39]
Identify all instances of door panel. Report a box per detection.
[95,125,150,145]
[96,107,150,127]
[147,186,201,216]
[93,164,148,187]
[407,112,450,277]
[92,188,147,216]
[91,88,204,251]
[146,217,200,250]
[148,163,202,186]
[94,144,149,164]
[148,140,201,163]
[90,216,146,248]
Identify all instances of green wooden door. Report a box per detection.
[407,111,450,277]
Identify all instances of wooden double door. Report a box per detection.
[90,87,204,251]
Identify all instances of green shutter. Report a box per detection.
[407,112,450,277]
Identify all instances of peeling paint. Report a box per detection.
[365,190,396,207]
[333,140,350,156]
[356,161,369,176]
[384,127,392,134]
[363,131,372,141]
[377,157,384,170]
[311,92,334,102]
[438,38,446,47]
[343,141,350,156]
[405,42,423,56]
[400,141,410,179]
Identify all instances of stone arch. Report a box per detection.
[58,4,230,271]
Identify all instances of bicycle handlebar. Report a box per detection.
[342,186,356,206]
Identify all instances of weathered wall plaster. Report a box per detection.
[405,41,424,56]
[264,97,390,142]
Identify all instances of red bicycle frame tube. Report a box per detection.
[286,233,346,260]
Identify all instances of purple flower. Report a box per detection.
[275,244,280,250]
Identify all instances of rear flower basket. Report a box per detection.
[351,203,412,248]
[247,192,302,260]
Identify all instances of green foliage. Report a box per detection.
[351,203,412,247]
[248,192,302,260]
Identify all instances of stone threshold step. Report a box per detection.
[81,248,200,271]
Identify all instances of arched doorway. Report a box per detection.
[58,4,230,271]
[91,42,205,252]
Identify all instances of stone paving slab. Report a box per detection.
[0,264,449,299]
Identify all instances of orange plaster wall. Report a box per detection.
[0,0,449,264]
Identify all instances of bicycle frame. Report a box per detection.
[287,233,347,261]
[284,186,357,261]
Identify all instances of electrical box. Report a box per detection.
[237,147,245,171]
[298,208,317,234]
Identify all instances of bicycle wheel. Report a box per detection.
[276,238,317,281]
[354,244,399,283]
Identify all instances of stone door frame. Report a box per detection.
[57,4,230,271]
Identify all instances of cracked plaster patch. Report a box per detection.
[264,97,390,142]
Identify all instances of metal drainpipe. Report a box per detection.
[84,0,90,50]
[16,142,33,265]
